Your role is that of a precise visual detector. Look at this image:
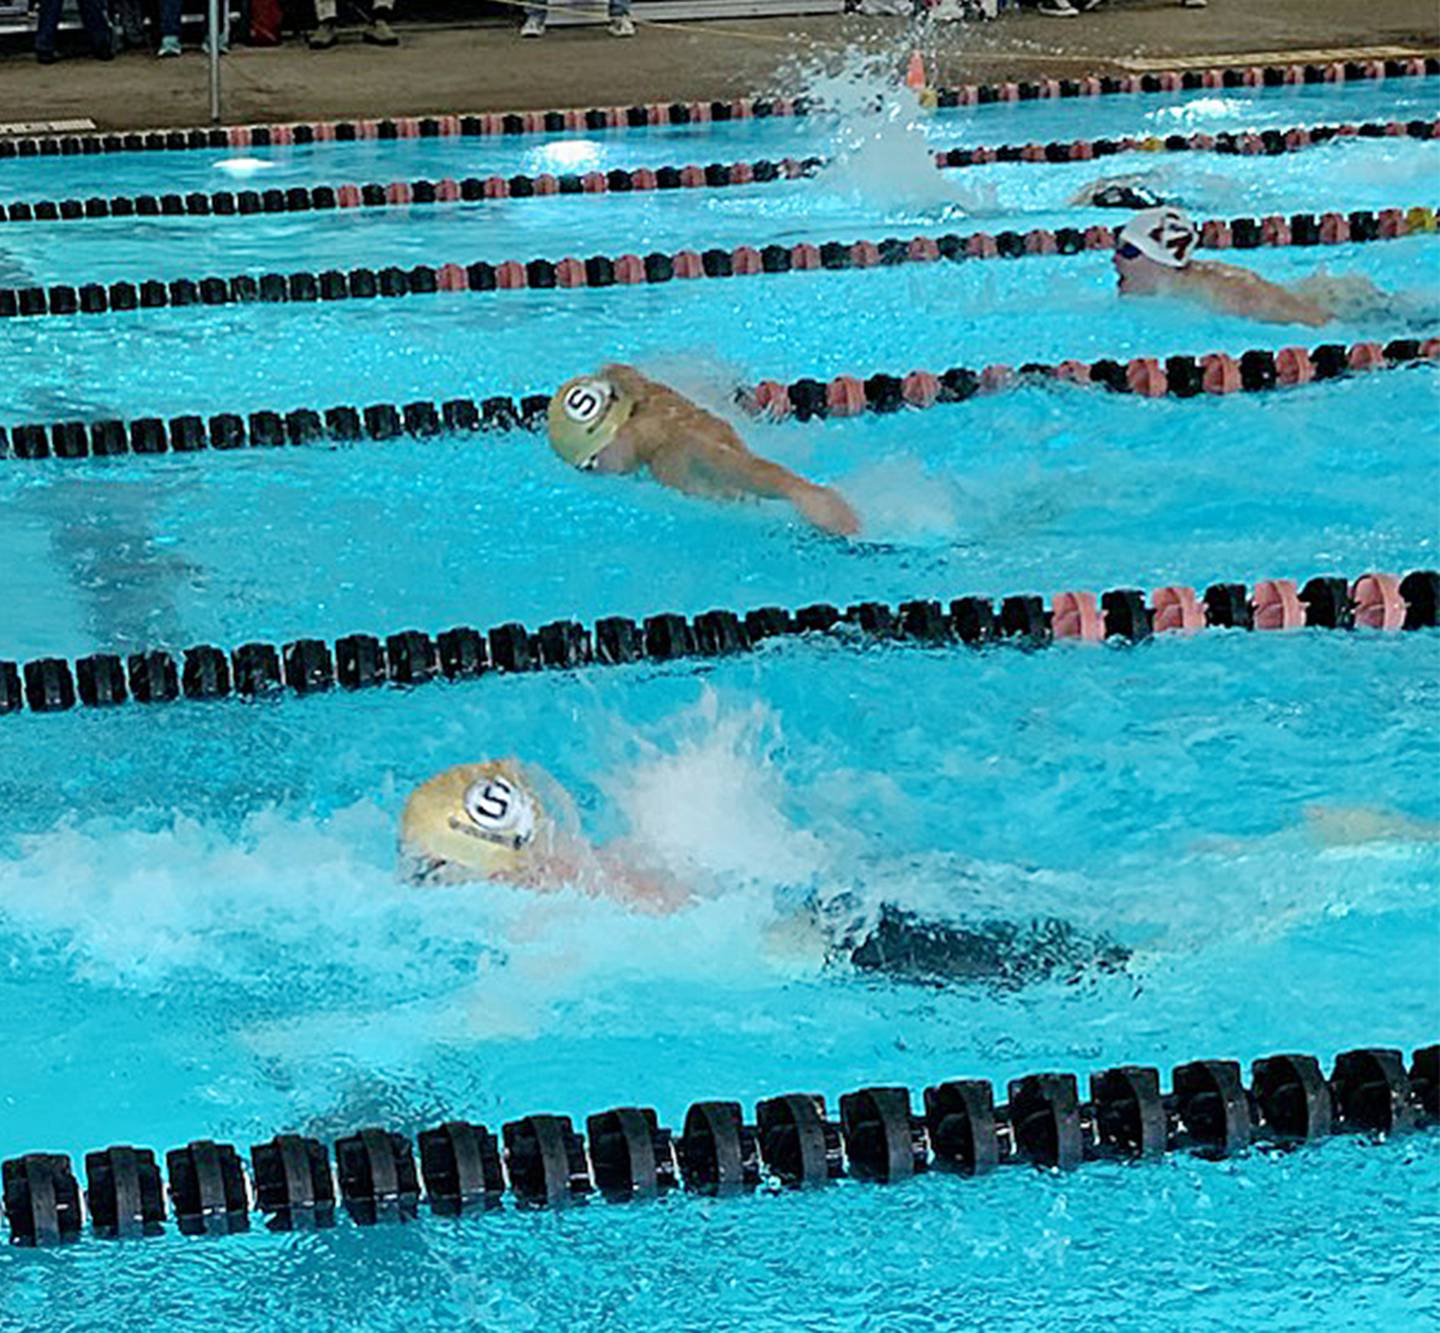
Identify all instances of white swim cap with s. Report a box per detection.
[1118,207,1199,269]
[400,761,545,883]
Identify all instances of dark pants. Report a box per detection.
[159,0,228,41]
[36,0,113,54]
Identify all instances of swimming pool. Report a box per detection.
[1,56,1437,1330]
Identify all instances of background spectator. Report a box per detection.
[35,0,113,61]
[521,0,633,39]
[157,0,228,56]
[310,0,398,47]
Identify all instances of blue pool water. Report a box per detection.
[0,67,1437,1331]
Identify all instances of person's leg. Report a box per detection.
[77,0,115,54]
[364,0,398,46]
[156,0,181,52]
[309,0,338,47]
[35,0,63,60]
[608,0,633,36]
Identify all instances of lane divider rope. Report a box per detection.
[3,569,1436,718]
[0,57,1431,161]
[4,1044,1435,1242]
[2,117,1434,226]
[0,205,1432,323]
[3,337,1434,461]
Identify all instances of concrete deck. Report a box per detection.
[0,0,1435,133]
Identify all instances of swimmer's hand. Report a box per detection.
[792,482,861,537]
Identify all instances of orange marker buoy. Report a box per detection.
[904,51,927,92]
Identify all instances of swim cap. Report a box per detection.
[1117,207,1198,268]
[547,376,635,470]
[1090,181,1163,211]
[400,761,544,883]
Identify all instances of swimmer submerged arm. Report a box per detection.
[1194,264,1331,327]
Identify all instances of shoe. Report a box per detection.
[93,43,114,59]
[1074,0,1103,9]
[36,48,57,63]
[308,19,337,48]
[608,15,634,36]
[364,17,398,45]
[1038,0,1079,14]
[520,15,545,36]
[205,31,230,54]
[1179,0,1206,7]
[158,35,181,56]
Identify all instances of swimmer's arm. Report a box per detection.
[599,362,655,397]
[516,837,691,915]
[650,439,861,537]
[1194,263,1331,327]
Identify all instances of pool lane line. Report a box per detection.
[3,117,1435,228]
[3,569,1436,718]
[3,1045,1435,1242]
[0,56,1434,163]
[1,204,1434,324]
[3,336,1436,461]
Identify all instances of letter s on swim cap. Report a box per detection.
[547,374,635,470]
[462,774,536,850]
[1118,207,1198,269]
[562,378,611,427]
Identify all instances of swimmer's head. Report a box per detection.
[1089,180,1163,211]
[400,761,545,884]
[547,375,635,471]
[1116,207,1198,270]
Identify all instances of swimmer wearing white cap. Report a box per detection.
[1112,207,1393,327]
[546,364,861,537]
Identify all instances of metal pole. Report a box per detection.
[207,0,222,124]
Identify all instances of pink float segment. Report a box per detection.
[1352,574,1407,630]
[1252,580,1305,631]
[1151,587,1204,634]
[1052,592,1103,641]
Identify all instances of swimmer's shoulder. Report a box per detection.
[600,362,654,398]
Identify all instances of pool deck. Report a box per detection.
[0,0,1435,133]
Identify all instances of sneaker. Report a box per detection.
[1037,1,1079,14]
[1179,0,1206,7]
[308,19,337,48]
[158,35,181,56]
[364,16,399,45]
[1074,0,1104,9]
[205,32,230,55]
[520,15,545,36]
[35,48,57,64]
[608,15,635,36]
